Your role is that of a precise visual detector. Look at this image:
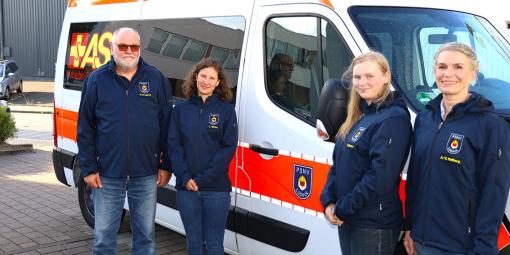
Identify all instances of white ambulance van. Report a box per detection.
[52,0,510,254]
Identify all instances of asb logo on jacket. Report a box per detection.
[293,164,312,200]
[446,133,464,154]
[209,113,219,129]
[139,81,151,97]
[351,127,365,142]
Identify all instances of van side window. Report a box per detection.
[265,16,353,124]
[63,17,245,104]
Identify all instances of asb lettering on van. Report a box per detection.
[67,32,112,80]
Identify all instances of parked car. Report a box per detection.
[0,59,22,100]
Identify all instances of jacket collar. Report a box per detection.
[190,92,220,105]
[426,92,494,117]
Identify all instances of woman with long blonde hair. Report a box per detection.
[321,52,412,255]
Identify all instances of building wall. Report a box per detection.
[1,0,67,79]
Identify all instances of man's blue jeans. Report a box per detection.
[93,175,157,255]
[177,190,231,255]
[337,223,400,255]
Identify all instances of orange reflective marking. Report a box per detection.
[235,146,329,213]
[320,0,334,9]
[55,108,78,141]
[499,223,510,250]
[68,0,139,7]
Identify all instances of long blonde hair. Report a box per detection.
[337,52,392,140]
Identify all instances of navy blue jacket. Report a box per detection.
[320,92,412,228]
[405,93,510,254]
[168,93,237,192]
[77,58,172,177]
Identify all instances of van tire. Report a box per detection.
[78,175,126,229]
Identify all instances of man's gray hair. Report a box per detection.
[112,27,140,44]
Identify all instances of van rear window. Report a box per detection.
[64,17,245,103]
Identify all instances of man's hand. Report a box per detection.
[325,203,343,225]
[84,172,102,189]
[404,231,416,255]
[157,169,172,187]
[186,179,199,192]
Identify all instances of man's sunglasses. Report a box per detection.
[115,43,140,52]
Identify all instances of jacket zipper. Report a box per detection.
[192,100,204,176]
[125,88,131,177]
[422,120,444,245]
[467,196,472,234]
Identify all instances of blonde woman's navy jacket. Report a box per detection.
[405,93,510,255]
[77,58,172,178]
[320,92,412,228]
[168,93,237,192]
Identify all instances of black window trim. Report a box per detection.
[263,13,353,127]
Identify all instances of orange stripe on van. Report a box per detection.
[68,0,140,7]
[320,0,334,9]
[55,108,79,141]
[233,146,330,213]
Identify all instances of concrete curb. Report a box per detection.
[9,109,53,114]
[8,105,53,114]
[0,143,33,153]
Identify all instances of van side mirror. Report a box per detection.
[316,78,349,143]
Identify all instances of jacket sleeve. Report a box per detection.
[472,120,510,255]
[77,76,99,177]
[320,145,338,210]
[168,105,192,187]
[158,74,172,171]
[194,106,238,189]
[335,116,412,219]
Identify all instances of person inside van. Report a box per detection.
[267,53,302,109]
[168,58,238,255]
[320,52,412,255]
[404,42,510,255]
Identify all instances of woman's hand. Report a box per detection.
[404,231,416,255]
[325,204,343,225]
[186,179,199,191]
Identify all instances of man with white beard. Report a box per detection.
[77,27,172,255]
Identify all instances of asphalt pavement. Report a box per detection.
[1,81,188,254]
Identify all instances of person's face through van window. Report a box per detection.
[278,57,294,80]
[352,60,390,104]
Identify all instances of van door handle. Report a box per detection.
[249,144,279,156]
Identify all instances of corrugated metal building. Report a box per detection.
[0,0,67,79]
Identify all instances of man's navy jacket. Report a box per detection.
[406,93,510,254]
[77,58,172,178]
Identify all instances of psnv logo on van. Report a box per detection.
[293,164,312,200]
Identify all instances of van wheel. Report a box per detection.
[78,175,126,228]
[16,80,23,93]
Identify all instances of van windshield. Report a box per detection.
[349,7,510,115]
